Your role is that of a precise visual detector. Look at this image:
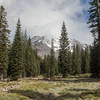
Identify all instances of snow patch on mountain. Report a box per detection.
[31,35,89,58]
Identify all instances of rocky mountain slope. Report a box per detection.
[31,36,88,58]
[31,36,51,58]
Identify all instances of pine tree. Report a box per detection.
[21,30,28,77]
[49,39,56,79]
[72,44,81,74]
[84,46,90,73]
[72,45,77,75]
[88,0,100,77]
[40,59,45,75]
[90,40,99,77]
[25,37,40,77]
[32,49,40,77]
[68,50,72,74]
[40,40,58,78]
[8,19,23,81]
[25,37,34,77]
[58,22,71,78]
[54,58,58,75]
[81,46,90,74]
[81,48,85,73]
[0,5,10,79]
[40,55,50,77]
[75,44,82,74]
[88,0,100,38]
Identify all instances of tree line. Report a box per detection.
[0,7,40,80]
[0,0,100,81]
[42,22,90,78]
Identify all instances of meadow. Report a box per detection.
[0,74,100,100]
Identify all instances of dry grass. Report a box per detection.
[0,75,100,100]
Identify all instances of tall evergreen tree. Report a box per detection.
[84,46,90,73]
[81,48,85,73]
[21,30,28,77]
[58,22,71,77]
[90,40,99,77]
[88,0,100,77]
[40,55,50,77]
[72,44,81,74]
[68,50,72,74]
[40,52,58,78]
[54,59,58,75]
[72,45,77,74]
[25,37,34,77]
[49,39,56,79]
[8,19,23,81]
[0,5,10,79]
[25,37,40,77]
[81,46,90,74]
[75,44,82,74]
[88,0,100,38]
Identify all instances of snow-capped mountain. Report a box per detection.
[32,36,51,47]
[70,39,88,51]
[31,36,51,58]
[31,36,88,58]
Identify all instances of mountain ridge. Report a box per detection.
[31,36,88,58]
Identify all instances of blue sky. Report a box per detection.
[80,0,90,20]
[81,0,88,4]
[1,0,93,44]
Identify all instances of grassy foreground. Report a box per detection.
[0,75,100,100]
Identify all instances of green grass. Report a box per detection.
[0,93,29,100]
[0,75,100,100]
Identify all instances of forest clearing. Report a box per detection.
[0,0,100,99]
[0,74,100,100]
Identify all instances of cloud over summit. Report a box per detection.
[1,0,93,44]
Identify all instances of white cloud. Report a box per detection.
[0,0,93,44]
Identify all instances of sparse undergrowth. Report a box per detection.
[0,75,100,100]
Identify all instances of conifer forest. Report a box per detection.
[0,0,100,100]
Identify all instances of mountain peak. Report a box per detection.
[31,35,89,58]
[32,36,51,58]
